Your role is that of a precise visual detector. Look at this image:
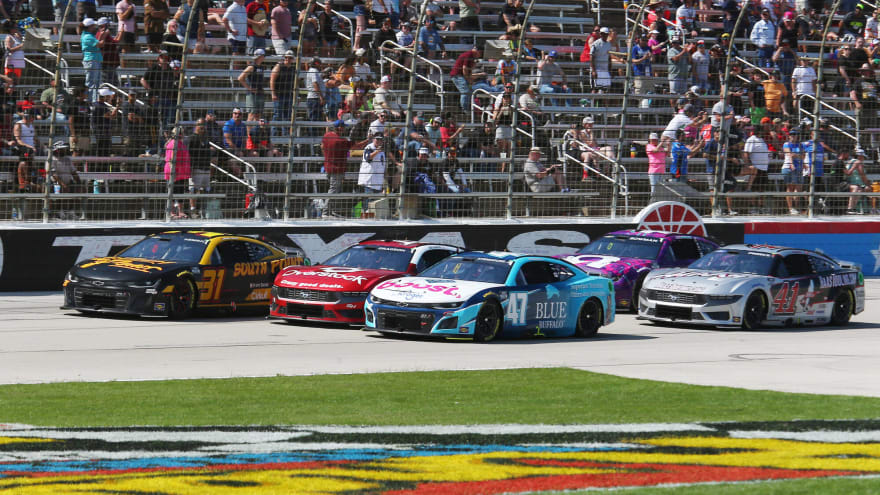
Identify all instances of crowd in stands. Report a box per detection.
[0,0,878,219]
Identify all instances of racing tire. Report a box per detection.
[741,291,766,331]
[168,278,196,319]
[631,276,645,314]
[474,301,502,342]
[575,298,602,338]
[831,290,853,326]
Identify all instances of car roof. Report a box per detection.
[357,240,450,249]
[719,244,829,257]
[605,229,694,240]
[453,251,563,262]
[156,231,232,240]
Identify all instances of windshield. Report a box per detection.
[323,245,413,272]
[118,236,208,263]
[419,257,511,284]
[577,235,662,260]
[689,250,776,275]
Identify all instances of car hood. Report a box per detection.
[371,277,498,303]
[561,254,652,278]
[71,257,188,282]
[644,268,764,294]
[275,265,402,291]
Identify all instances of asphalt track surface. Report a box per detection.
[2,281,880,397]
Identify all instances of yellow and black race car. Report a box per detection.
[61,231,307,318]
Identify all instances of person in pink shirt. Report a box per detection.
[645,132,669,196]
[116,0,136,66]
[165,130,192,194]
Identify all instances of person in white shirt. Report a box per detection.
[368,110,389,136]
[742,127,770,212]
[675,0,697,38]
[663,104,696,140]
[791,57,817,113]
[358,134,387,194]
[223,0,248,60]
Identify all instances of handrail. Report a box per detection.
[562,137,629,215]
[734,56,770,79]
[24,56,56,79]
[468,88,536,148]
[797,94,858,143]
[102,82,147,106]
[315,1,355,44]
[209,142,258,191]
[378,40,444,108]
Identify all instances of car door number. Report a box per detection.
[773,281,800,314]
[199,268,226,302]
[505,292,528,325]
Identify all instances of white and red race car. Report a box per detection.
[269,240,460,325]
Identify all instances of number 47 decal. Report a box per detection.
[505,292,528,325]
[773,282,800,314]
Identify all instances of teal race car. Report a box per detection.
[364,251,615,341]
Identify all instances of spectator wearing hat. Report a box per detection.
[394,21,416,73]
[647,30,665,73]
[418,18,446,59]
[676,0,698,38]
[495,49,518,87]
[450,46,484,111]
[270,50,296,134]
[238,48,267,118]
[143,0,169,53]
[518,84,542,119]
[842,4,868,39]
[850,62,879,149]
[589,28,612,93]
[763,69,788,118]
[140,51,176,125]
[524,147,567,193]
[845,148,871,214]
[780,127,805,214]
[271,0,293,55]
[691,40,710,91]
[645,132,669,196]
[358,133,388,198]
[772,39,797,86]
[662,103,697,140]
[374,75,402,117]
[91,87,119,157]
[80,19,103,102]
[537,50,572,106]
[751,9,776,68]
[97,17,121,87]
[791,57,817,114]
[669,127,704,182]
[306,57,326,132]
[185,118,212,217]
[666,35,692,95]
[373,16,397,57]
[322,119,368,216]
[223,0,248,62]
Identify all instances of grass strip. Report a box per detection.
[2,367,879,427]
[544,475,880,495]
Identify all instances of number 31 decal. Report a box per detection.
[773,282,800,314]
[505,292,528,325]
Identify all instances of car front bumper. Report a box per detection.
[363,300,480,338]
[269,296,366,324]
[638,292,744,328]
[61,281,170,316]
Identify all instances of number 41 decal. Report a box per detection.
[773,282,799,314]
[505,292,528,325]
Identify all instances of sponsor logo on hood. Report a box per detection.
[286,267,368,284]
[80,257,175,273]
[374,280,463,298]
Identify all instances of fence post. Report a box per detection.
[614,1,646,219]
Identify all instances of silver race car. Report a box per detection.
[639,244,865,329]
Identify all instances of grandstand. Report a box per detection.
[0,0,879,222]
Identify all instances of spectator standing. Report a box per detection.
[238,48,267,118]
[666,35,691,95]
[12,109,36,156]
[845,147,870,214]
[222,108,247,172]
[173,0,208,55]
[187,118,212,216]
[395,21,415,73]
[523,147,567,192]
[92,87,120,158]
[742,126,770,212]
[669,128,704,182]
[632,36,653,95]
[97,17,121,87]
[80,19,103,102]
[781,127,804,214]
[4,22,24,83]
[246,0,270,55]
[676,0,698,38]
[144,0,169,53]
[358,134,387,195]
[223,0,248,60]
[791,57,817,112]
[802,134,827,211]
[271,0,293,55]
[297,1,319,57]
[322,119,368,216]
[318,1,343,57]
[646,132,669,196]
[68,87,92,159]
[537,50,572,106]
[663,103,695,139]
[691,40,710,91]
[115,0,136,66]
[164,129,191,196]
[123,91,147,156]
[306,57,326,127]
[763,69,788,117]
[270,50,295,132]
[750,8,776,68]
[140,51,176,125]
[352,0,368,50]
[205,109,223,145]
[589,28,612,93]
[850,62,878,149]
[776,11,801,51]
[161,20,185,61]
[772,41,797,90]
[450,45,482,111]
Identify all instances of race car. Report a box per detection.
[561,230,719,312]
[638,244,865,329]
[62,231,307,318]
[269,240,461,324]
[364,251,615,341]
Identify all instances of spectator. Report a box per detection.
[270,49,295,132]
[318,1,343,57]
[459,0,479,31]
[140,51,176,125]
[845,147,870,214]
[358,134,387,196]
[394,21,415,73]
[186,118,212,217]
[669,128,704,182]
[68,87,92,158]
[645,132,668,197]
[867,8,879,42]
[92,87,120,157]
[322,120,368,216]
[12,109,36,157]
[49,141,85,220]
[439,114,464,150]
[772,40,797,90]
[173,0,208,55]
[352,0,368,49]
[97,17,121,87]
[802,133,827,212]
[297,1,318,57]
[676,0,698,38]
[776,11,801,51]
[39,79,59,116]
[144,0,169,53]
[246,0,270,55]
[324,76,342,125]
[76,0,97,24]
[666,35,692,95]
[238,48,267,118]
[537,50,572,107]
[742,126,770,213]
[663,103,695,139]
[80,19,103,102]
[271,0,293,55]
[450,45,482,111]
[404,114,436,155]
[518,83,542,119]
[691,40,710,91]
[368,109,388,137]
[791,57,817,112]
[222,108,246,171]
[123,91,147,156]
[588,27,612,93]
[841,4,867,39]
[850,62,878,149]
[204,109,223,145]
[491,92,514,171]
[372,74,401,117]
[632,36,653,95]
[4,22,23,83]
[750,8,776,68]
[223,0,248,61]
[353,48,374,82]
[373,17,397,56]
[246,115,279,159]
[711,93,735,132]
[781,127,804,214]
[521,38,539,62]
[164,128,191,196]
[837,41,868,93]
[499,0,524,30]
[161,19,184,61]
[306,57,326,126]
[524,147,567,192]
[763,69,788,117]
[418,18,445,59]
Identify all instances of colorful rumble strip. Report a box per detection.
[2,421,880,493]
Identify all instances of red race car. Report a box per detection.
[269,240,461,324]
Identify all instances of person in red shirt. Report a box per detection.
[246,0,269,55]
[450,46,484,111]
[321,120,369,217]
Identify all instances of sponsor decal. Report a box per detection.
[80,257,174,273]
[375,280,462,298]
[0,421,877,493]
[536,319,565,329]
[246,288,272,301]
[287,269,367,284]
[153,303,165,311]
[233,262,268,277]
[819,272,857,289]
[535,301,567,320]
[652,270,750,280]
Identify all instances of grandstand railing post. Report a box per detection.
[165,0,199,222]
[715,1,749,219]
[505,0,537,220]
[397,0,429,216]
[807,0,843,219]
[614,0,647,219]
[284,0,316,221]
[43,0,76,223]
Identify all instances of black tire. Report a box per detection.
[741,291,766,331]
[631,276,645,314]
[831,290,853,326]
[575,298,602,337]
[168,278,196,319]
[474,301,502,342]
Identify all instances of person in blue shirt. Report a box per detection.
[781,127,805,214]
[669,128,704,182]
[632,36,653,95]
[418,18,445,59]
[80,18,103,102]
[222,108,247,174]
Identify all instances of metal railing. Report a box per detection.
[377,39,445,110]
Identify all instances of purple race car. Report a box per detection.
[560,230,719,312]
